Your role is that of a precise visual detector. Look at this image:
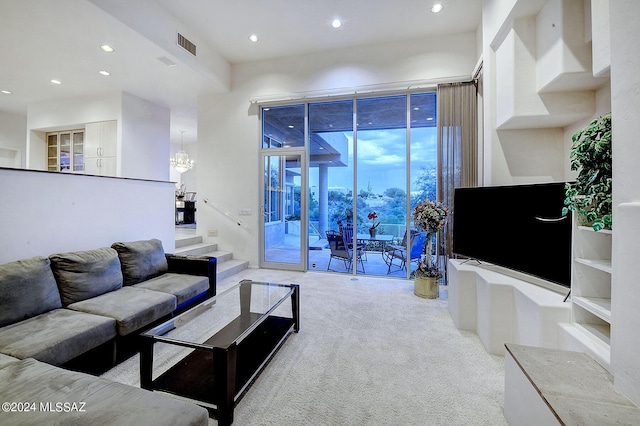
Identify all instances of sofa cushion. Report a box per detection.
[111,239,168,286]
[0,353,19,368]
[67,287,176,336]
[133,273,209,306]
[0,309,116,366]
[0,256,62,327]
[0,358,209,426]
[49,247,123,306]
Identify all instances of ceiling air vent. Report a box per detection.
[177,33,196,56]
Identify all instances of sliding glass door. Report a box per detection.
[355,95,408,276]
[260,91,437,277]
[308,100,354,272]
[260,104,307,271]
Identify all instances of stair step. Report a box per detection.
[173,234,249,284]
[175,242,217,256]
[216,259,250,282]
[200,250,233,263]
[175,235,203,249]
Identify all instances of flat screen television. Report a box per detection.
[452,182,572,287]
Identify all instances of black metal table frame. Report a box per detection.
[139,281,300,426]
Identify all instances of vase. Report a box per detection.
[369,227,376,238]
[414,276,439,299]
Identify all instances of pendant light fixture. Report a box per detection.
[170,130,194,173]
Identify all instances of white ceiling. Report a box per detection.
[0,0,481,144]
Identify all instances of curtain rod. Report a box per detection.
[249,75,472,104]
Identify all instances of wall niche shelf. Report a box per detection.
[560,218,612,371]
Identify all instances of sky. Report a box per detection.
[309,127,437,195]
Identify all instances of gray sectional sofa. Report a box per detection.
[0,353,209,425]
[0,239,216,425]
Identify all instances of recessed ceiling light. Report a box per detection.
[1,90,11,94]
[99,70,111,76]
[331,19,342,28]
[430,3,444,13]
[50,79,62,85]
[100,44,114,52]
[249,34,259,42]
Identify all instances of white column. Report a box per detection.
[318,164,329,238]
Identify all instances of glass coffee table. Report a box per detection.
[140,279,300,426]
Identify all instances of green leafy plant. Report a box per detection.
[562,113,612,231]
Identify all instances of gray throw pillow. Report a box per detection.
[49,247,123,306]
[111,239,168,286]
[0,257,62,327]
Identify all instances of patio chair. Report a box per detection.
[339,222,367,261]
[382,230,427,275]
[326,230,365,273]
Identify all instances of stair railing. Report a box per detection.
[202,198,252,232]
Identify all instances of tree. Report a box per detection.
[411,165,437,207]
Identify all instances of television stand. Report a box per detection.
[447,259,570,355]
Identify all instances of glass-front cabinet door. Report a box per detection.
[73,131,84,172]
[46,129,84,173]
[47,134,58,172]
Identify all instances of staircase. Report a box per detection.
[174,234,249,282]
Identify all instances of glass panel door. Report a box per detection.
[260,152,306,271]
[307,100,354,273]
[356,95,408,277]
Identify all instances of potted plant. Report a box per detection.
[367,211,380,238]
[411,200,448,298]
[562,113,612,231]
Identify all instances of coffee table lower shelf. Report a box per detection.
[142,315,295,425]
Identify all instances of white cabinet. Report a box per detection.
[567,220,613,370]
[46,129,84,173]
[85,120,117,176]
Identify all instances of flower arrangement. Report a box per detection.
[412,200,448,232]
[367,211,380,230]
[414,255,443,278]
[411,200,448,279]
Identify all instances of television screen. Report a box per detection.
[452,182,572,287]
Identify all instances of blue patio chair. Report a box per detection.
[326,230,365,273]
[382,230,427,275]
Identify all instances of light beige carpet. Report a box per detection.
[101,269,507,426]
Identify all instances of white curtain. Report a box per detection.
[437,81,478,266]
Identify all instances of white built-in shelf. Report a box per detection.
[563,214,613,372]
[560,322,611,371]
[577,226,613,235]
[573,296,612,323]
[575,257,612,273]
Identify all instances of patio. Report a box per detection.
[308,243,412,277]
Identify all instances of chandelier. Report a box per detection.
[170,130,194,173]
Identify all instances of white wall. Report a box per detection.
[26,91,170,181]
[26,92,121,170]
[0,168,175,264]
[197,32,477,267]
[483,0,640,408]
[120,92,170,181]
[0,111,27,168]
[610,0,640,406]
[482,0,604,186]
